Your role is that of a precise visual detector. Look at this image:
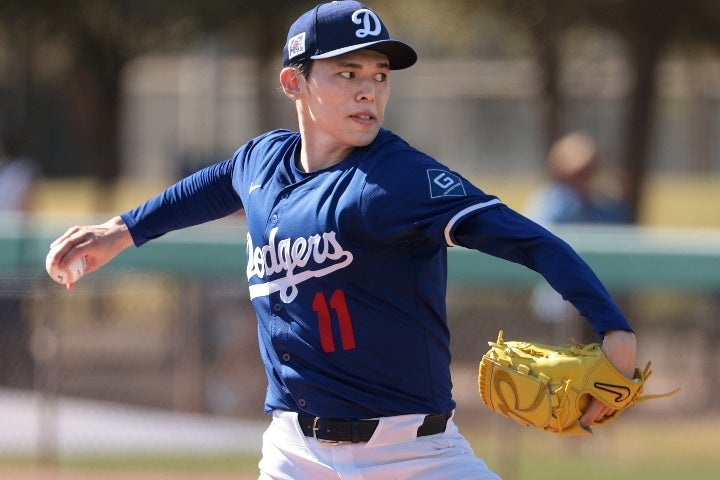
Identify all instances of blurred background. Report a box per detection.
[0,1,718,479]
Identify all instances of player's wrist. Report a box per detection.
[601,330,637,378]
[104,215,134,250]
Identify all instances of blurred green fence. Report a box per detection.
[4,216,719,288]
[0,216,718,461]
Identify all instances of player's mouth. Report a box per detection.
[350,112,375,124]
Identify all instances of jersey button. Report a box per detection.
[270,214,278,224]
[281,353,291,362]
[273,303,282,312]
[298,398,307,408]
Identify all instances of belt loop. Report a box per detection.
[416,412,452,438]
[351,419,360,443]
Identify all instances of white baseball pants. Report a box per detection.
[258,410,501,480]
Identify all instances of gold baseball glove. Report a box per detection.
[478,330,678,436]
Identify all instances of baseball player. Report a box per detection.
[47,2,637,478]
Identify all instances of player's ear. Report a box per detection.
[280,67,303,99]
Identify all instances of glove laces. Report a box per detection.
[633,361,681,404]
[554,379,573,437]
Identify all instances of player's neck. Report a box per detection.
[296,134,354,173]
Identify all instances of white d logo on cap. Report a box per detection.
[352,9,382,38]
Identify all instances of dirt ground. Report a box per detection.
[3,414,718,480]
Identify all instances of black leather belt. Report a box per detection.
[298,412,452,443]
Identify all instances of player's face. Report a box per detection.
[302,49,390,151]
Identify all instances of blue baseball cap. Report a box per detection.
[283,1,417,70]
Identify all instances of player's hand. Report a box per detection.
[47,216,134,290]
[580,329,637,429]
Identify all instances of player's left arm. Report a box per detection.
[452,204,633,333]
[452,204,637,423]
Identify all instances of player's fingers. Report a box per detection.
[49,227,90,266]
[52,228,100,266]
[580,398,612,427]
[46,241,72,269]
[48,241,80,270]
[50,225,85,249]
[47,234,94,285]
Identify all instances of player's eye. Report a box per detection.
[339,71,355,79]
[374,73,388,82]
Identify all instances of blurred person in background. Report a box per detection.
[526,131,630,226]
[525,132,631,340]
[0,127,39,213]
[0,125,40,388]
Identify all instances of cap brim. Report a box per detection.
[311,39,417,70]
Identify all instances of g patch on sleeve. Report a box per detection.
[427,169,467,198]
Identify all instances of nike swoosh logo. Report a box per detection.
[249,183,262,194]
[594,382,631,403]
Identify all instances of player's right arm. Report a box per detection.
[121,158,242,247]
[48,156,243,288]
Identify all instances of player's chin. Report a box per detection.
[345,126,381,147]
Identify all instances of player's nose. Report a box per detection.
[356,78,375,104]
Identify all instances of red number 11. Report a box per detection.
[313,289,356,353]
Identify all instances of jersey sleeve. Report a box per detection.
[452,205,633,335]
[121,157,242,247]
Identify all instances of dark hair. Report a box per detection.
[292,59,314,79]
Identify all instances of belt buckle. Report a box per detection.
[312,417,339,444]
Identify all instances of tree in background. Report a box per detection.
[0,0,313,208]
[478,0,720,222]
[1,0,720,220]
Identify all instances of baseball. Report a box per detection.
[45,247,86,285]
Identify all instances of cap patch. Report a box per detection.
[288,32,306,61]
[427,169,466,198]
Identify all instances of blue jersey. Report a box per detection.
[122,128,631,418]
